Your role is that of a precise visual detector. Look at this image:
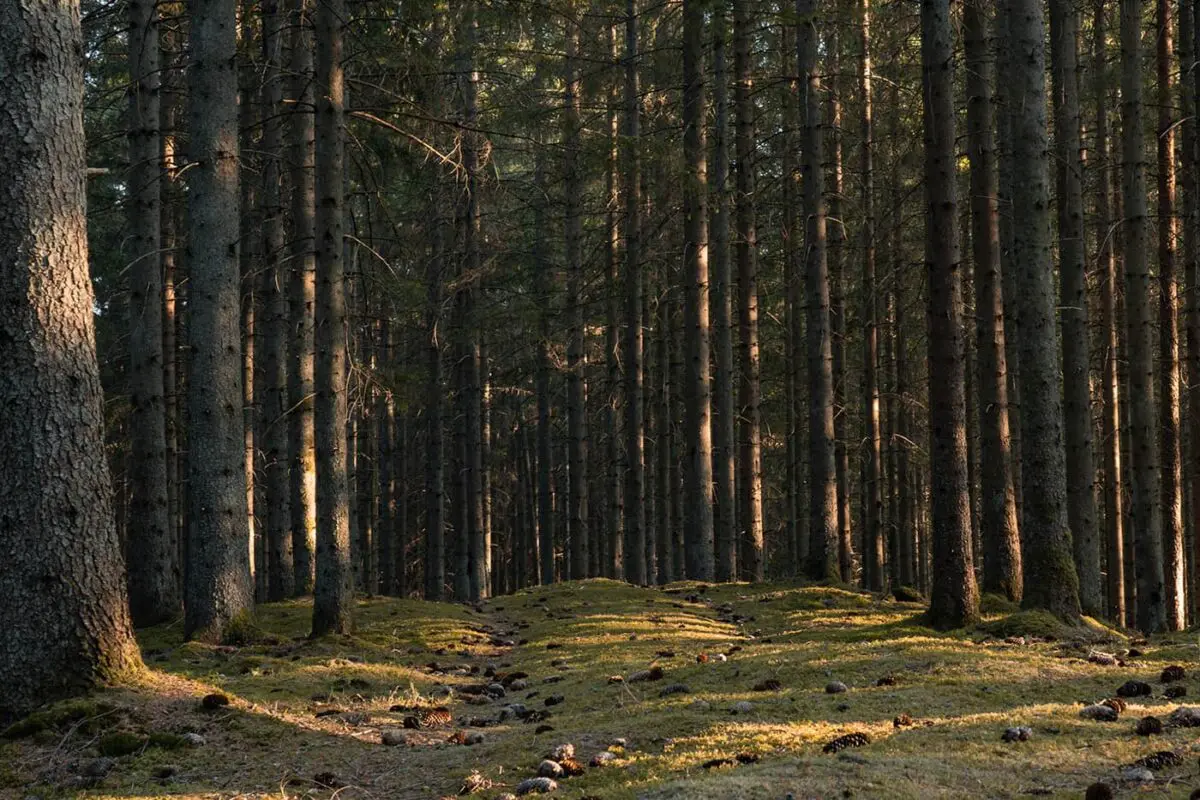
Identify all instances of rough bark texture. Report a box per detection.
[711,10,737,583]
[1009,0,1082,620]
[964,0,1021,603]
[0,0,143,718]
[1156,0,1187,630]
[1183,0,1200,626]
[1122,0,1167,632]
[311,0,354,636]
[605,30,624,580]
[185,0,255,642]
[921,0,981,629]
[1092,0,1125,624]
[287,0,317,596]
[622,0,647,586]
[858,0,884,591]
[1049,0,1100,617]
[127,0,178,626]
[798,0,838,581]
[734,0,764,583]
[261,0,293,602]
[424,178,447,600]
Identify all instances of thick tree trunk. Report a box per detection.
[964,0,1021,602]
[127,0,178,625]
[1122,0,1167,632]
[0,0,143,717]
[311,0,354,636]
[711,10,737,583]
[185,0,255,641]
[798,0,838,581]
[605,31,624,579]
[261,0,292,602]
[734,0,764,583]
[287,0,317,596]
[921,0,980,629]
[1009,0,1082,620]
[1049,0,1100,617]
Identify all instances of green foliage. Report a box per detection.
[0,699,113,740]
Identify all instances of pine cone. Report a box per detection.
[1130,750,1182,770]
[822,732,871,754]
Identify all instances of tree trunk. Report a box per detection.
[185,0,254,641]
[565,15,589,581]
[1092,0,1125,624]
[127,0,178,625]
[710,8,737,583]
[1123,0,1167,632]
[1008,0,1082,620]
[1156,0,1187,630]
[921,0,981,629]
[0,0,143,717]
[425,178,447,600]
[1182,0,1200,626]
[288,0,317,596]
[858,0,884,591]
[311,0,354,636]
[964,0,1021,602]
[798,0,838,581]
[605,26,625,579]
[377,323,394,595]
[622,0,647,586]
[733,0,764,583]
[261,0,292,602]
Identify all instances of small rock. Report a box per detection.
[730,701,754,715]
[1001,726,1032,742]
[611,737,627,747]
[509,679,528,691]
[1168,706,1200,727]
[515,777,558,794]
[381,729,407,746]
[544,695,564,707]
[1120,766,1155,783]
[486,683,506,698]
[536,760,564,779]
[1079,704,1119,722]
[181,732,206,747]
[81,758,115,778]
[1136,716,1163,736]
[825,681,848,694]
[590,751,617,767]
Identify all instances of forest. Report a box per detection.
[7,0,1200,796]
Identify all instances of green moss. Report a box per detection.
[979,593,1020,615]
[146,732,189,750]
[97,731,148,757]
[0,698,113,739]
[980,609,1073,639]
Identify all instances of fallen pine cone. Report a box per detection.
[893,713,914,728]
[559,756,585,777]
[1161,665,1187,683]
[1117,680,1153,698]
[735,752,761,764]
[1136,716,1163,736]
[1130,750,1182,770]
[701,757,735,769]
[822,732,871,754]
[753,679,782,692]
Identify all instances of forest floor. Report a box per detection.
[5,580,1200,799]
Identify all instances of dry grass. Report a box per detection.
[4,580,1200,799]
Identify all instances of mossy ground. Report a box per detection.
[4,580,1200,799]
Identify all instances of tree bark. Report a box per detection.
[185,0,255,641]
[921,0,981,629]
[734,0,764,583]
[127,0,178,625]
[311,0,354,636]
[711,8,736,583]
[288,0,317,596]
[622,0,647,585]
[1122,0,1167,632]
[798,0,838,581]
[1008,0,1082,620]
[0,0,143,717]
